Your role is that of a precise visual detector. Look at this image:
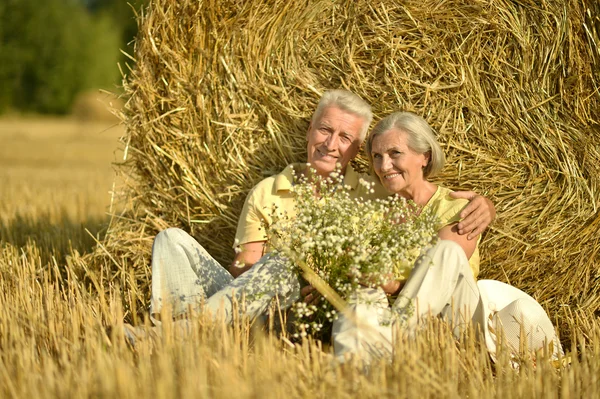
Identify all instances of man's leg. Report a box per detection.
[203,253,301,323]
[150,227,233,321]
[392,240,480,338]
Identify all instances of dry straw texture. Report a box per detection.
[89,0,600,338]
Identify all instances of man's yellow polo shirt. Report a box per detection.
[234,163,361,246]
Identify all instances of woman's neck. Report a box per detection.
[396,180,437,207]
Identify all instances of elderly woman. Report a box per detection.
[332,111,561,363]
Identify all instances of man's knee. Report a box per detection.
[155,227,188,247]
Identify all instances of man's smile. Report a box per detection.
[316,148,338,160]
[305,105,364,177]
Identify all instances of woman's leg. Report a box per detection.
[392,240,480,338]
[150,227,233,321]
[331,287,394,362]
[331,240,480,362]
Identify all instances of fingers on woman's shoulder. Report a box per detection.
[449,190,476,200]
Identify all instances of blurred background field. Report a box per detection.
[0,0,138,265]
[0,113,124,264]
[0,114,123,218]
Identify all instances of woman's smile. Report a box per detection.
[370,128,429,200]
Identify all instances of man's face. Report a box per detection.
[306,106,364,177]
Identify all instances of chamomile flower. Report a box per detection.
[263,165,438,339]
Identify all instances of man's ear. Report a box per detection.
[349,140,361,159]
[306,122,312,140]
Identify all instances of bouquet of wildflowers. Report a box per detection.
[266,166,438,339]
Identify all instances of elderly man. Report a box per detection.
[148,90,495,324]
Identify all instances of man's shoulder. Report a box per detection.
[250,174,278,192]
[247,163,298,199]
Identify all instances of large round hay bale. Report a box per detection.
[88,0,600,336]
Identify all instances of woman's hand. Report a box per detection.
[380,277,404,296]
[302,275,403,304]
[449,191,496,240]
[352,271,404,296]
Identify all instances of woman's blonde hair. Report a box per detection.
[366,111,445,178]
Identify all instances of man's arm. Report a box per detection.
[229,241,266,278]
[449,191,496,240]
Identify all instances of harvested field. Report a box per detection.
[0,116,124,263]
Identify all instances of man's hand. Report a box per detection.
[450,191,496,240]
[301,285,321,305]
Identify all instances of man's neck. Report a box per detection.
[301,164,347,182]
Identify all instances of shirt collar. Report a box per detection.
[274,163,360,193]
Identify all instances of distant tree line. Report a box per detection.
[0,0,148,114]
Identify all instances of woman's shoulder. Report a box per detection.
[427,186,469,227]
[430,186,468,205]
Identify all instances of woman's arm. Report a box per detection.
[437,223,477,260]
[449,191,496,240]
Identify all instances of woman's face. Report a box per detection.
[370,129,429,196]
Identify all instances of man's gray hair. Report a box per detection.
[312,90,373,141]
[366,111,445,178]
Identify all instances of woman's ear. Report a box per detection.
[423,151,431,168]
